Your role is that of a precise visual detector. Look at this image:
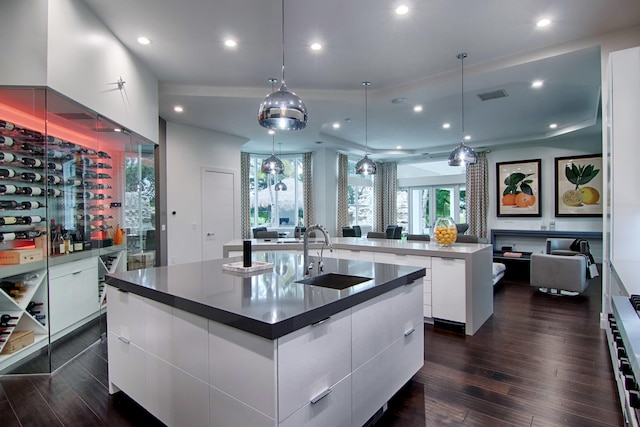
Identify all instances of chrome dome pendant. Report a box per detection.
[274,142,288,191]
[448,53,478,167]
[355,81,376,175]
[261,134,285,175]
[258,0,308,131]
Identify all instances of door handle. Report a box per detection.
[206,232,215,236]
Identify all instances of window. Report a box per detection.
[347,159,374,227]
[398,185,466,234]
[249,154,304,228]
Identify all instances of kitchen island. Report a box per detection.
[224,236,494,335]
[106,252,425,427]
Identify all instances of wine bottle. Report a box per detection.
[80,191,96,199]
[96,215,113,220]
[66,179,82,186]
[14,230,44,239]
[98,173,112,179]
[20,186,43,196]
[0,200,18,210]
[82,157,95,166]
[21,157,43,168]
[19,129,43,141]
[20,143,44,154]
[47,162,63,171]
[20,172,43,182]
[83,148,97,156]
[97,151,111,159]
[0,152,16,163]
[17,215,43,225]
[0,168,16,178]
[20,200,44,210]
[47,175,62,185]
[47,188,62,197]
[0,120,15,131]
[0,233,15,242]
[46,136,63,145]
[96,194,111,200]
[0,314,18,324]
[46,149,74,161]
[0,184,18,195]
[0,216,18,225]
[77,214,95,221]
[0,136,15,147]
[27,302,43,315]
[0,330,11,335]
[55,226,64,255]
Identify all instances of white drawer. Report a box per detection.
[210,385,275,427]
[279,373,351,427]
[392,279,424,337]
[107,286,146,344]
[108,331,146,404]
[352,287,396,368]
[277,308,351,422]
[49,256,97,279]
[373,251,430,269]
[336,248,374,262]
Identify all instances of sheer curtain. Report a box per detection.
[240,152,251,239]
[465,151,489,239]
[303,152,314,227]
[337,153,349,231]
[373,162,397,232]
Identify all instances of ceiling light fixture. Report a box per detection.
[448,53,478,167]
[137,36,151,45]
[274,143,288,191]
[310,42,322,51]
[174,105,184,113]
[355,81,376,175]
[414,105,423,112]
[531,80,544,88]
[261,80,285,175]
[395,5,409,15]
[549,123,558,129]
[443,123,451,129]
[224,39,237,48]
[332,122,340,129]
[536,18,551,27]
[258,0,308,131]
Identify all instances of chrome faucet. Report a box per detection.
[303,224,333,277]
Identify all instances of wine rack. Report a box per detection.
[0,268,48,358]
[98,250,125,308]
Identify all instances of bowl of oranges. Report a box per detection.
[432,217,457,247]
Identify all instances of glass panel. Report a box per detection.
[409,188,430,234]
[435,187,454,220]
[397,189,408,233]
[459,187,467,224]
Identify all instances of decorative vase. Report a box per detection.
[432,217,457,247]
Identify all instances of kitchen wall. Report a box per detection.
[165,122,246,265]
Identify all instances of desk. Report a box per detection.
[493,251,532,281]
[490,229,602,262]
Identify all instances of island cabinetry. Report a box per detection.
[49,257,98,336]
[431,257,465,323]
[107,276,424,427]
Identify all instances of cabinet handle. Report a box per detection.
[117,288,129,293]
[310,387,332,404]
[312,317,331,326]
[72,271,82,275]
[118,336,130,344]
[404,327,416,337]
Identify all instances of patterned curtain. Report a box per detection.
[337,153,349,230]
[240,152,251,239]
[465,152,489,239]
[373,162,398,232]
[303,152,314,227]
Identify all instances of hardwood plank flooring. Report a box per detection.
[0,276,624,426]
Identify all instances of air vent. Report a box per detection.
[477,89,508,101]
[54,112,96,120]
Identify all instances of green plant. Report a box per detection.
[503,172,534,196]
[565,163,599,189]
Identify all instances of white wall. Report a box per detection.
[0,0,48,85]
[47,0,159,143]
[166,122,246,265]
[312,148,339,236]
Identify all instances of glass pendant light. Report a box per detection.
[448,53,478,167]
[275,143,288,191]
[258,0,308,131]
[355,81,377,175]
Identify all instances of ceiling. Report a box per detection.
[81,0,640,163]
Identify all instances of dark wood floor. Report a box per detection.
[0,277,623,426]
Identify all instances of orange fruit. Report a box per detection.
[501,194,516,206]
[515,193,536,208]
[580,187,600,204]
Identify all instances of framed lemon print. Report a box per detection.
[496,159,541,217]
[555,154,603,217]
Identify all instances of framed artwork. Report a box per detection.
[496,159,541,217]
[555,154,603,217]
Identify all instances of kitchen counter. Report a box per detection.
[106,252,425,339]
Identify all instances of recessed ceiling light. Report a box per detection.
[137,36,151,45]
[395,5,409,15]
[531,80,544,88]
[464,135,471,141]
[396,145,402,149]
[310,42,322,51]
[536,18,552,28]
[332,122,340,129]
[413,105,423,112]
[268,129,275,135]
[173,105,184,113]
[224,39,237,48]
[442,123,451,129]
[391,97,408,104]
[549,123,558,129]
[114,128,122,133]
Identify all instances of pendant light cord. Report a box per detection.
[458,53,467,142]
[363,81,371,155]
[281,0,286,84]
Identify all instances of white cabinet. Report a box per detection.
[431,257,466,323]
[329,248,374,262]
[49,257,98,336]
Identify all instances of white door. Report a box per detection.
[202,168,235,260]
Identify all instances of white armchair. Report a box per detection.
[530,238,590,295]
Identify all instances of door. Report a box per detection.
[202,168,235,260]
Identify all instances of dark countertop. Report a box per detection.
[106,252,425,340]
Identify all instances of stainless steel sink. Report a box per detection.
[296,273,371,290]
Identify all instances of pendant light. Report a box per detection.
[355,81,376,175]
[448,53,478,166]
[275,143,288,191]
[261,80,285,174]
[258,0,308,131]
